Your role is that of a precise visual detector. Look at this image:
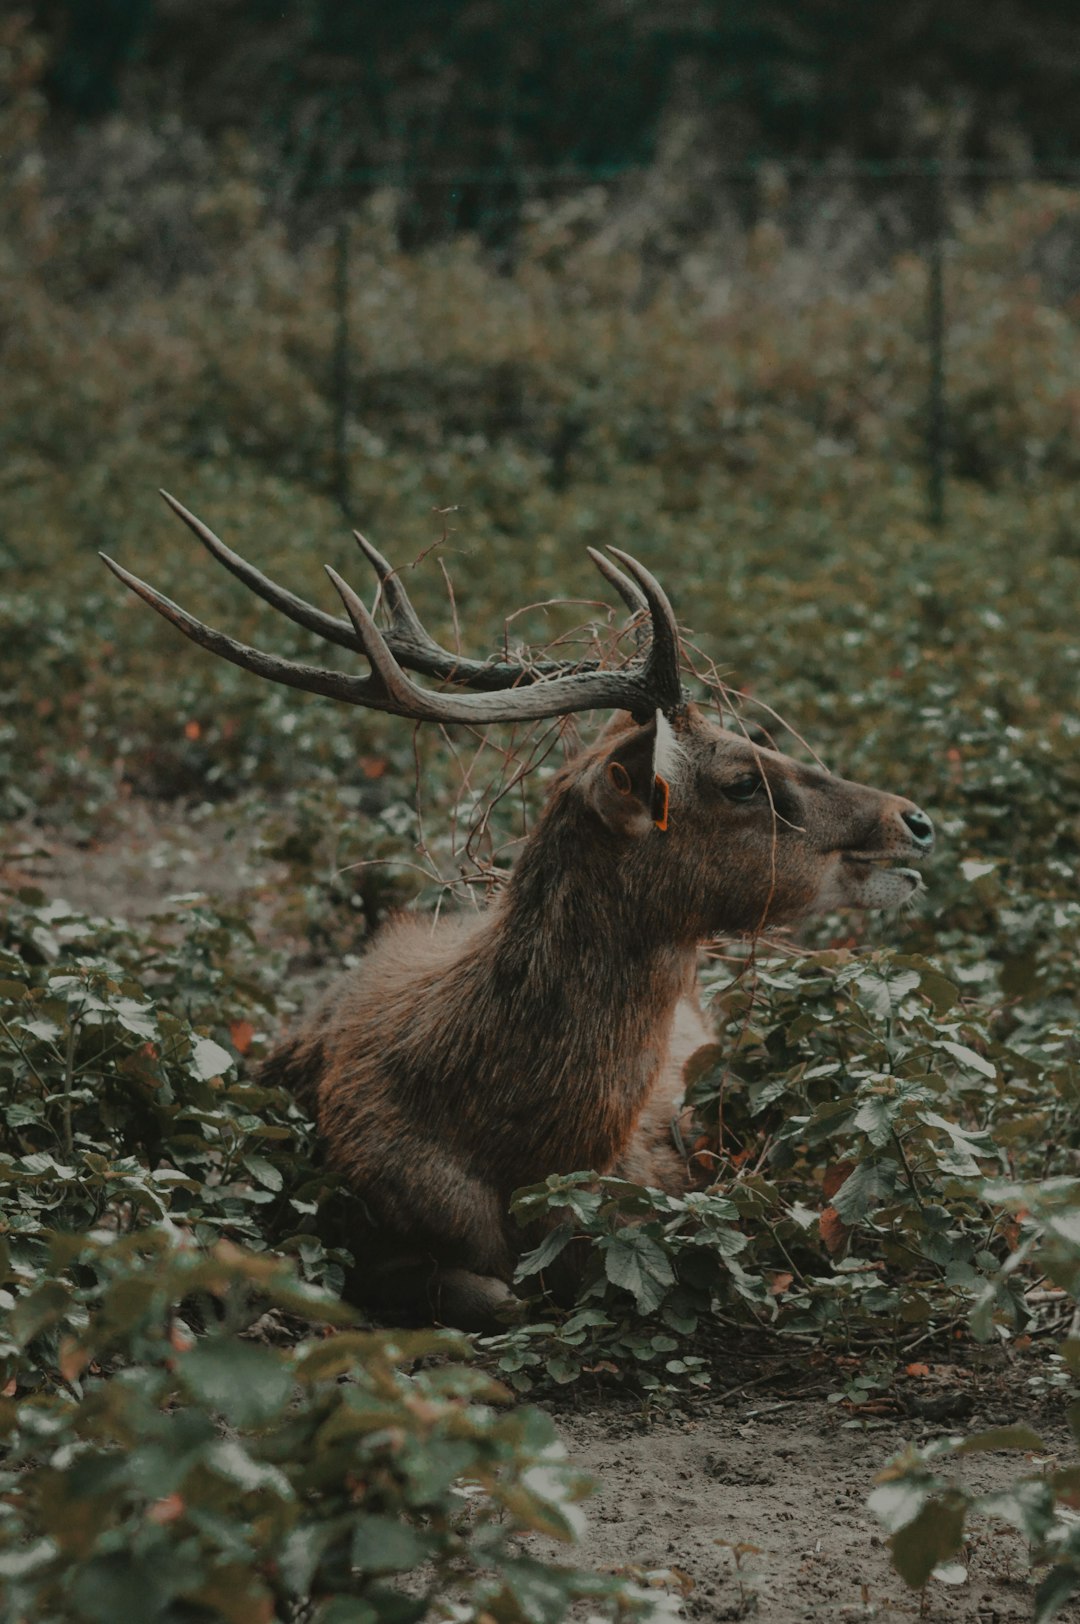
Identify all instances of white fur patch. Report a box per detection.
[651,709,685,785]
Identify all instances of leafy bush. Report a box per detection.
[0,1231,656,1624]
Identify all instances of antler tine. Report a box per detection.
[604,547,685,715]
[351,530,448,658]
[586,546,649,657]
[99,552,405,711]
[324,565,452,720]
[586,547,649,619]
[159,490,359,653]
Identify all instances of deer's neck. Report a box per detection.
[469,809,696,1182]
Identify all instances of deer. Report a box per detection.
[101,494,935,1328]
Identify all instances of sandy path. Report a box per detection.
[552,1398,1063,1621]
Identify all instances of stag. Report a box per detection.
[102,496,935,1327]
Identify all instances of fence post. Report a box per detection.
[926,160,947,530]
[333,214,351,517]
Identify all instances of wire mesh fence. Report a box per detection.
[322,158,1031,532]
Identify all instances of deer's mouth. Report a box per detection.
[841,851,927,894]
[843,851,926,869]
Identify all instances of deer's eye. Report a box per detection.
[724,773,762,802]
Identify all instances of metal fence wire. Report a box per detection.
[320,158,1080,532]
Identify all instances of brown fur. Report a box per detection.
[264,704,933,1327]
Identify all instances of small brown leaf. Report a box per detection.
[147,1494,185,1525]
[769,1271,794,1297]
[823,1161,856,1202]
[905,1362,930,1378]
[58,1337,91,1384]
[183,720,202,741]
[820,1205,850,1255]
[229,1019,255,1055]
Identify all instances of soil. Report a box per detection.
[9,806,1078,1622]
[549,1392,1072,1622]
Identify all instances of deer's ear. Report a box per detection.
[584,713,681,839]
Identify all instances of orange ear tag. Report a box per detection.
[652,773,670,831]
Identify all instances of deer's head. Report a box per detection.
[557,707,933,940]
[101,495,933,941]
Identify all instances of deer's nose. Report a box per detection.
[900,807,934,848]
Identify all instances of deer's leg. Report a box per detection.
[333,1122,519,1329]
[362,1258,518,1330]
[614,1092,694,1193]
[354,1243,519,1331]
[614,994,716,1194]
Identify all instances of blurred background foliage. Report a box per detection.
[27,0,1080,176]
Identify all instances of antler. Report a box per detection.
[99,494,686,725]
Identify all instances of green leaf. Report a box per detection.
[190,1037,235,1080]
[858,966,920,1017]
[277,1524,336,1597]
[515,1223,575,1282]
[978,1479,1056,1541]
[917,968,958,1015]
[831,1159,899,1223]
[243,1153,284,1192]
[955,1425,1045,1455]
[937,1040,995,1079]
[178,1339,295,1428]
[601,1232,674,1314]
[1035,1566,1080,1624]
[351,1515,436,1574]
[110,996,158,1040]
[68,1554,175,1623]
[867,1477,932,1534]
[203,1438,293,1496]
[313,1602,379,1624]
[889,1497,966,1589]
[498,1555,590,1624]
[400,1438,478,1504]
[853,1096,899,1149]
[0,1538,57,1579]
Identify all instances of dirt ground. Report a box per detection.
[10,806,1078,1622]
[551,1393,1074,1622]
